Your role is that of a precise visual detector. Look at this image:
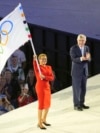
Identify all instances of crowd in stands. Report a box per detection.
[0,48,62,115]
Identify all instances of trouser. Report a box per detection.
[72,74,87,107]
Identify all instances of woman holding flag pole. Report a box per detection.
[0,2,54,129]
[31,40,54,129]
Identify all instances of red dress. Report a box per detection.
[33,60,54,109]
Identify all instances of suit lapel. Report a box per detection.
[77,45,82,56]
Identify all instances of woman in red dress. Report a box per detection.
[33,53,54,129]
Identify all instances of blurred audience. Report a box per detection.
[6,55,25,83]
[2,69,20,108]
[26,69,37,100]
[18,83,34,107]
[0,94,14,115]
[7,49,26,70]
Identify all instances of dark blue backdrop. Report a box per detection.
[0,0,100,40]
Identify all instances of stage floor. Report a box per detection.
[0,74,100,133]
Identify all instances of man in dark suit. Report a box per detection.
[70,34,91,111]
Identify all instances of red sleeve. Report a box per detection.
[33,61,54,81]
[44,66,54,81]
[33,60,38,73]
[33,60,40,80]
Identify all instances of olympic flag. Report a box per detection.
[0,3,31,74]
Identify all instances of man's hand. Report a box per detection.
[86,53,91,60]
[80,53,91,61]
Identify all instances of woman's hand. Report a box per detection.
[33,55,37,60]
[40,74,45,80]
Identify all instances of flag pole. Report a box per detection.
[30,39,42,75]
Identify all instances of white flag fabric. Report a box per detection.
[0,3,31,74]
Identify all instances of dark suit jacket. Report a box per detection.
[70,45,90,77]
